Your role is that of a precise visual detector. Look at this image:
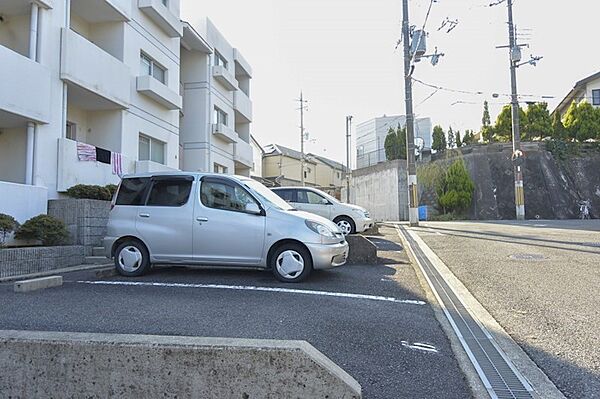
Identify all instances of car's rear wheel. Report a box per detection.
[271,243,312,283]
[335,216,356,235]
[114,240,151,277]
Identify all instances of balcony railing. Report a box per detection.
[0,45,51,124]
[212,123,238,144]
[136,75,182,110]
[233,90,252,123]
[234,140,253,168]
[138,0,182,37]
[60,29,130,108]
[212,65,238,92]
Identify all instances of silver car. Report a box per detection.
[103,172,349,282]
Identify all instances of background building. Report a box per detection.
[250,134,264,177]
[554,71,600,117]
[355,115,432,169]
[180,18,253,177]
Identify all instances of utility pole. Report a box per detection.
[402,0,419,226]
[345,115,353,203]
[507,0,525,220]
[296,91,308,186]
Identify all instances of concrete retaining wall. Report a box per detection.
[0,246,85,279]
[48,199,111,255]
[0,330,362,398]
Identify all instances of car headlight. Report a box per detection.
[305,220,336,238]
[353,209,369,218]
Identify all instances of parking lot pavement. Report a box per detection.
[0,226,471,399]
[413,220,600,399]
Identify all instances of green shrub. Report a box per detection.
[15,215,69,246]
[105,184,118,199]
[0,214,19,246]
[436,160,475,215]
[66,184,112,201]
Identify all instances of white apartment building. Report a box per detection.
[180,18,253,177]
[355,115,432,169]
[1,3,254,223]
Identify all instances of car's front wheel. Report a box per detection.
[334,216,356,235]
[271,243,312,283]
[114,240,151,277]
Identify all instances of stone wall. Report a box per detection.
[48,199,111,255]
[0,246,85,280]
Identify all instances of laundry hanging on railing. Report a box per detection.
[76,142,96,161]
[111,152,123,176]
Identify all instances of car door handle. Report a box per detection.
[196,217,209,222]
[139,213,150,218]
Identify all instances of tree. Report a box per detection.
[0,214,19,247]
[436,160,475,215]
[551,111,567,140]
[481,100,494,143]
[524,102,552,140]
[432,125,446,152]
[563,101,600,142]
[455,130,463,148]
[447,126,456,149]
[494,104,527,142]
[384,124,407,161]
[462,130,474,145]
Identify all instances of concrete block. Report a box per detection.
[346,235,378,264]
[0,330,362,398]
[14,276,63,293]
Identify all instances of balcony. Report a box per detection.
[212,65,238,92]
[60,29,130,109]
[136,75,182,110]
[212,123,238,144]
[234,140,253,168]
[56,138,133,192]
[233,48,252,78]
[135,160,179,173]
[233,90,253,123]
[138,0,182,37]
[71,0,131,23]
[0,46,51,125]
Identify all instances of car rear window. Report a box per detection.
[115,178,150,206]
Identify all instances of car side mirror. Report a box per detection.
[245,202,262,215]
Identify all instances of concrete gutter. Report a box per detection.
[0,330,362,398]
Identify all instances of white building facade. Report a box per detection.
[554,71,600,116]
[355,115,432,169]
[1,3,254,222]
[180,18,253,177]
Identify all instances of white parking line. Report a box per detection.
[75,280,426,305]
[401,341,439,353]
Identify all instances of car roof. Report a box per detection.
[273,186,322,192]
[120,171,252,183]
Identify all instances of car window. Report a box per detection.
[296,190,309,204]
[115,178,150,206]
[274,189,295,202]
[146,178,192,207]
[201,180,259,213]
[307,191,326,205]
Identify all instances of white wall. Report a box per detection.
[0,181,48,224]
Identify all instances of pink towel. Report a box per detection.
[77,142,96,161]
[111,152,123,176]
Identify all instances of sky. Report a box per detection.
[182,0,599,168]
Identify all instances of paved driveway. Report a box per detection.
[0,227,471,399]
[413,220,600,399]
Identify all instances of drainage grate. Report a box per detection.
[399,226,534,399]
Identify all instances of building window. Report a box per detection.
[161,0,168,6]
[593,89,600,106]
[214,163,228,174]
[214,51,228,69]
[213,107,228,126]
[66,121,77,140]
[139,134,165,165]
[140,53,166,84]
[337,172,341,178]
[304,171,307,179]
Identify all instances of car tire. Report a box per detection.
[334,216,356,235]
[271,243,312,283]
[114,240,151,277]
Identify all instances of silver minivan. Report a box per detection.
[103,172,349,282]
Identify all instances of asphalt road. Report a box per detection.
[413,220,600,399]
[0,227,471,399]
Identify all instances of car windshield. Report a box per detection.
[243,179,295,211]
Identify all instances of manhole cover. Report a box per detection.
[508,254,547,261]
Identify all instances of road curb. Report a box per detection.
[398,225,565,399]
[14,276,63,293]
